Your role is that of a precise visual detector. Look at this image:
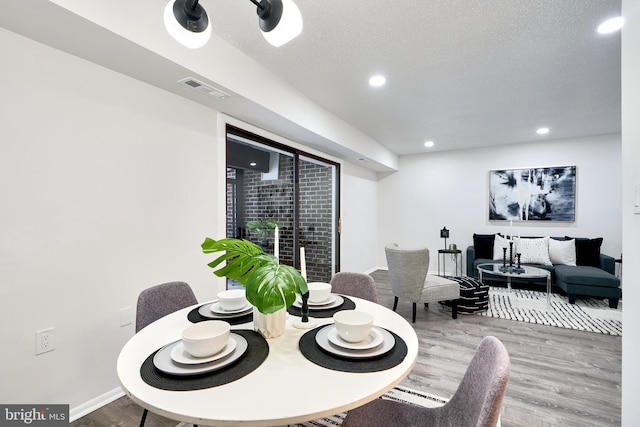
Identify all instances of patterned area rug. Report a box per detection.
[479,286,622,336]
[175,385,447,427]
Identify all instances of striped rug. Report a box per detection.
[479,286,622,336]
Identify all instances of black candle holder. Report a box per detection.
[300,291,310,323]
[516,253,522,269]
[502,247,507,267]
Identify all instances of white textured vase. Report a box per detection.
[253,306,286,339]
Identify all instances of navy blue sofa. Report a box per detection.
[466,235,621,308]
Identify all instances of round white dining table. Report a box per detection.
[117,296,418,427]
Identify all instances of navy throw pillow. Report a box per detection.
[473,234,495,259]
[566,236,603,267]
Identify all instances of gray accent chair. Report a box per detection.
[135,281,198,427]
[385,243,460,322]
[330,272,379,303]
[341,336,511,427]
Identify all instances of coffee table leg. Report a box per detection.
[507,276,512,292]
[547,273,551,309]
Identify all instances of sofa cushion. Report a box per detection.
[554,265,619,288]
[473,234,495,259]
[493,234,512,260]
[549,238,577,266]
[515,237,552,265]
[566,237,603,267]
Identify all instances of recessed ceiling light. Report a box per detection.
[369,75,386,87]
[249,161,257,167]
[536,127,550,135]
[597,17,624,34]
[424,140,435,148]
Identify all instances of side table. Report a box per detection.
[438,249,462,277]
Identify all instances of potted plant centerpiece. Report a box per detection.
[201,237,308,338]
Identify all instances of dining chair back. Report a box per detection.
[330,272,379,303]
[385,243,460,322]
[341,335,511,427]
[135,281,198,427]
[136,281,198,333]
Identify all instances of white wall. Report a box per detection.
[377,135,622,274]
[621,0,640,424]
[0,28,224,408]
[340,162,379,273]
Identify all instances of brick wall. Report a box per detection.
[227,155,334,282]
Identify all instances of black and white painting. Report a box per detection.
[489,166,576,221]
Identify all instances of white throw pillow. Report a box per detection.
[514,237,552,266]
[492,234,512,261]
[549,238,577,266]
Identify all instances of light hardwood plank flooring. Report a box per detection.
[71,270,621,427]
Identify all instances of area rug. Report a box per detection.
[478,286,622,336]
[175,385,447,427]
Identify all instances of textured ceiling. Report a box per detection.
[210,0,621,155]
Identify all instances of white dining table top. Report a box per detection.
[117,296,418,427]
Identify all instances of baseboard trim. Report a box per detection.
[70,387,124,422]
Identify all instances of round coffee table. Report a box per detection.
[477,263,552,308]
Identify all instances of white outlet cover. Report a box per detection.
[36,328,55,355]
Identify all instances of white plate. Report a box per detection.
[308,294,337,306]
[315,325,395,359]
[197,303,252,319]
[153,333,248,376]
[293,294,344,310]
[327,326,383,350]
[170,337,237,365]
[210,302,252,315]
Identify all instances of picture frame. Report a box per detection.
[489,166,576,221]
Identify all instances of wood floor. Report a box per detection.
[71,270,621,427]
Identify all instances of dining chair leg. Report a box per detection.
[412,303,416,323]
[139,409,148,427]
[393,296,398,311]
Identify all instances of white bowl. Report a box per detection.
[307,282,332,303]
[217,289,247,311]
[333,310,374,343]
[181,320,231,358]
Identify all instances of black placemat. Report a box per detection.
[298,325,408,372]
[140,330,268,391]
[287,296,356,318]
[187,304,253,325]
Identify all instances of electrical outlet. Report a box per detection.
[36,328,55,355]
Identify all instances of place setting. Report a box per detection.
[140,319,269,391]
[188,289,254,325]
[288,282,356,318]
[299,309,408,373]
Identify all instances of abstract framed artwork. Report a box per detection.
[489,166,576,221]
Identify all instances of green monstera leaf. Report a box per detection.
[201,237,308,314]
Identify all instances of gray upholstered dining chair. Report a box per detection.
[341,335,511,427]
[329,272,379,303]
[136,281,198,427]
[385,243,460,322]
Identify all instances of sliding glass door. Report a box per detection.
[226,126,339,284]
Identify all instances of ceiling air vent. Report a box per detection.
[178,77,231,100]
